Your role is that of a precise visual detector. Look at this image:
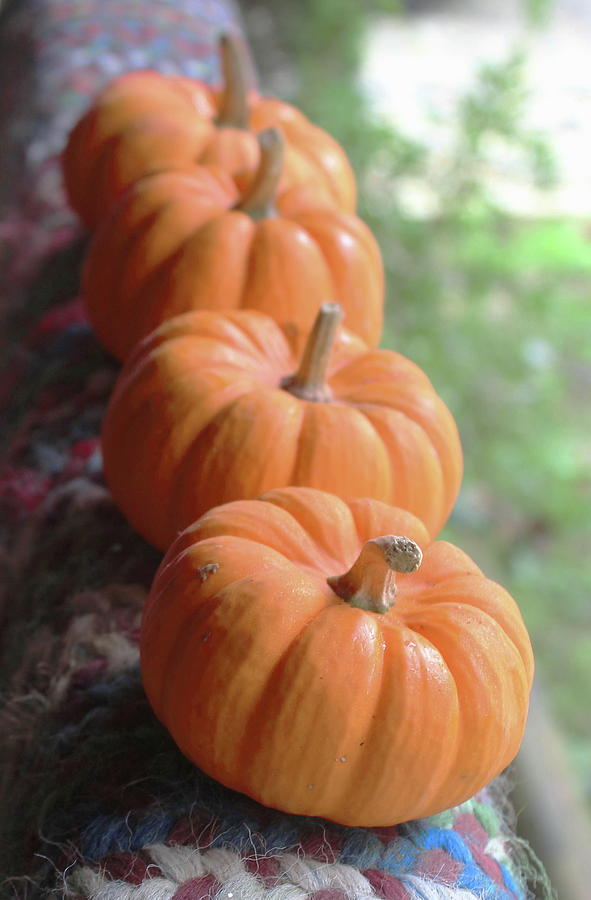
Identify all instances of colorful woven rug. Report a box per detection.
[0,2,549,898]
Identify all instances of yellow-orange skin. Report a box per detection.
[82,166,383,361]
[62,70,356,229]
[102,309,463,551]
[140,487,534,827]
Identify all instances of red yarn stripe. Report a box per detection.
[172,875,220,900]
[309,891,348,900]
[364,869,411,900]
[471,845,506,887]
[417,848,462,883]
[454,813,490,848]
[101,852,161,884]
[299,831,343,862]
[244,856,281,885]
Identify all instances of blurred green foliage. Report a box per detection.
[245,0,591,797]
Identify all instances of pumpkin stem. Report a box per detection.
[327,536,423,613]
[217,33,250,129]
[281,303,344,403]
[235,128,283,220]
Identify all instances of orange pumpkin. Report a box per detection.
[102,304,463,550]
[62,34,356,229]
[82,129,383,361]
[140,486,534,826]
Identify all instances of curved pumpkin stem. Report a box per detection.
[328,536,423,613]
[281,303,343,403]
[217,33,250,129]
[235,128,283,220]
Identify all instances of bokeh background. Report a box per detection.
[242,0,591,808]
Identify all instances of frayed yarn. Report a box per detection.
[67,845,496,899]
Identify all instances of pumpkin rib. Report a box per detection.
[146,535,306,706]
[406,602,530,808]
[288,401,393,503]
[92,117,212,217]
[412,575,535,679]
[163,308,286,369]
[285,211,383,348]
[347,498,431,558]
[237,217,335,329]
[90,201,183,356]
[124,213,258,350]
[152,594,223,715]
[166,387,306,532]
[260,487,360,571]
[359,405,447,535]
[158,559,329,783]
[183,498,336,574]
[113,310,280,399]
[341,623,461,822]
[83,167,239,355]
[81,133,127,228]
[330,348,433,392]
[104,370,262,549]
[278,123,356,212]
[342,383,462,519]
[290,206,383,280]
[231,601,386,813]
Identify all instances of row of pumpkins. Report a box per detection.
[62,35,533,827]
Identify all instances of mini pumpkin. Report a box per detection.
[82,129,383,360]
[62,34,356,228]
[140,486,534,827]
[102,304,463,550]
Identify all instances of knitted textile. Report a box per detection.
[0,2,539,898]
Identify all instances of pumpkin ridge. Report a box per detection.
[237,216,326,327]
[158,560,328,786]
[290,400,391,497]
[83,132,127,227]
[166,309,282,364]
[104,371,258,549]
[183,499,339,574]
[259,488,359,569]
[167,387,305,533]
[407,575,535,677]
[149,317,271,379]
[384,390,462,499]
[99,198,191,354]
[339,383,461,523]
[285,212,382,348]
[358,405,445,534]
[115,330,259,394]
[137,212,255,337]
[289,206,384,348]
[330,349,433,392]
[407,603,532,807]
[221,600,332,795]
[154,593,223,716]
[282,125,355,211]
[233,602,384,813]
[344,406,395,505]
[341,623,455,822]
[290,205,383,287]
[214,307,293,369]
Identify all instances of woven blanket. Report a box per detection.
[0,2,544,898]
